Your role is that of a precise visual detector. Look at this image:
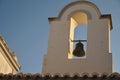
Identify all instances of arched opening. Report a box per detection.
[73,25,87,59]
[68,12,88,59]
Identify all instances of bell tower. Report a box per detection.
[42,1,113,75]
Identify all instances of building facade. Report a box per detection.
[0,36,20,74]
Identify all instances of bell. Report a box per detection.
[73,41,85,57]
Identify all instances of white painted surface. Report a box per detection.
[42,1,113,75]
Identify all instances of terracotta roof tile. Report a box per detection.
[0,73,120,80]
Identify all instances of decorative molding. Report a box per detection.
[0,36,20,73]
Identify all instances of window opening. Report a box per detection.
[68,12,88,59]
[72,25,87,59]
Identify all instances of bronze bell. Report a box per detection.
[73,41,85,57]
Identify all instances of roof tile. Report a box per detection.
[0,73,120,80]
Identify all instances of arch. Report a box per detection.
[71,12,87,26]
[68,12,88,59]
[68,10,92,20]
[58,1,101,20]
[48,1,112,30]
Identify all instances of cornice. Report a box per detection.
[0,36,20,72]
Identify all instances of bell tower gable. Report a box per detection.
[42,1,113,75]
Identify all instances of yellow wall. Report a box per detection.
[0,48,13,74]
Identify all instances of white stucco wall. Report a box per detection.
[42,1,113,75]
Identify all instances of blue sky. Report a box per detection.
[0,0,120,73]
